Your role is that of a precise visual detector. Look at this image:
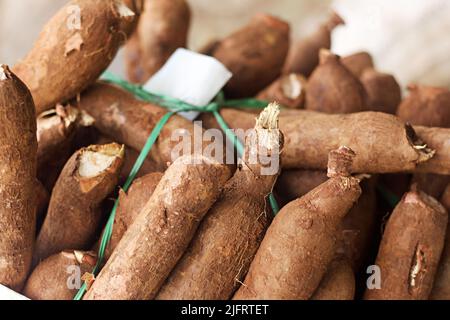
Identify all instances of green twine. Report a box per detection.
[74,72,279,300]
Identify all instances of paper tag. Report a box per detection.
[144,48,232,121]
[0,285,29,300]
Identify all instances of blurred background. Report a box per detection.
[0,0,449,87]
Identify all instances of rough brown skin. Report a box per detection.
[125,0,191,83]
[397,85,450,128]
[429,186,450,300]
[338,178,378,271]
[415,126,450,174]
[283,12,344,77]
[200,109,435,174]
[212,14,290,98]
[257,73,307,109]
[103,172,163,260]
[157,104,284,300]
[12,0,138,114]
[361,68,402,115]
[275,169,328,205]
[310,256,355,300]
[23,251,97,300]
[233,147,362,300]
[305,50,367,114]
[84,154,232,300]
[0,65,38,290]
[34,143,125,264]
[276,169,377,271]
[341,51,375,78]
[364,189,448,300]
[77,82,212,171]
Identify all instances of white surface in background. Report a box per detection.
[332,0,450,88]
[0,285,29,300]
[144,49,232,121]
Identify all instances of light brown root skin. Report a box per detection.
[156,105,283,300]
[0,64,37,290]
[34,143,124,264]
[23,251,97,300]
[364,189,447,300]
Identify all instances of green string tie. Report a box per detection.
[74,72,279,300]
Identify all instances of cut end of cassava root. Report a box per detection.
[327,146,356,178]
[256,102,280,130]
[78,143,125,178]
[405,124,436,163]
[114,0,136,18]
[73,250,97,266]
[282,74,304,99]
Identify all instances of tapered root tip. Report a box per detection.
[404,187,447,215]
[327,146,356,178]
[319,49,339,65]
[326,11,346,30]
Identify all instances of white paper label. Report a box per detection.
[0,285,29,300]
[144,48,232,121]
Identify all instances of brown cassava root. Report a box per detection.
[200,109,437,174]
[77,82,213,171]
[310,256,355,300]
[13,0,138,114]
[34,143,125,263]
[157,103,284,300]
[212,14,290,98]
[233,146,362,300]
[23,251,97,300]
[364,188,447,300]
[125,0,191,83]
[284,12,344,77]
[429,186,450,300]
[102,172,163,260]
[84,155,232,300]
[0,65,38,290]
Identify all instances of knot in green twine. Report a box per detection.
[74,72,279,300]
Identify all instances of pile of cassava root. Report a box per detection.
[1,0,450,301]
